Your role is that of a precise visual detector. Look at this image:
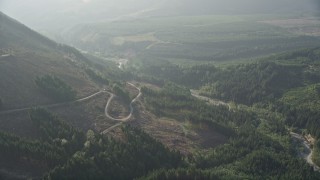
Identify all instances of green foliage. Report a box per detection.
[200,62,304,105]
[29,108,85,154]
[35,75,76,102]
[141,83,257,137]
[199,126,318,179]
[317,86,320,96]
[194,127,284,168]
[0,130,66,167]
[47,125,183,180]
[134,60,304,105]
[2,84,320,179]
[112,83,130,102]
[85,68,109,85]
[131,47,320,106]
[139,81,320,179]
[281,84,320,111]
[68,14,320,65]
[0,97,2,109]
[139,168,221,180]
[141,127,318,180]
[0,108,183,179]
[272,84,320,138]
[313,140,320,167]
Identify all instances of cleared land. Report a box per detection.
[65,15,320,67]
[261,18,320,36]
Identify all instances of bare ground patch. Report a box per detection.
[107,97,130,119]
[260,18,320,36]
[125,82,140,100]
[0,92,126,179]
[0,92,118,139]
[127,100,228,155]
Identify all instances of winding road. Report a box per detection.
[191,90,320,171]
[0,82,142,134]
[101,83,141,134]
[291,132,320,172]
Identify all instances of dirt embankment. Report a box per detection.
[291,132,320,172]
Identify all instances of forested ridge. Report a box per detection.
[123,47,320,178]
[35,75,77,102]
[2,7,320,178]
[2,84,319,179]
[0,108,183,179]
[131,48,320,105]
[1,46,320,179]
[138,83,320,179]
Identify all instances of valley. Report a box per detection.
[291,132,320,172]
[1,1,320,179]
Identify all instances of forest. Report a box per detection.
[0,108,183,179]
[85,68,109,85]
[1,89,318,179]
[1,4,320,179]
[130,48,320,106]
[125,47,320,178]
[0,43,319,180]
[35,75,77,102]
[137,83,319,179]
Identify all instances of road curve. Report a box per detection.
[291,132,320,172]
[0,82,141,135]
[102,83,141,134]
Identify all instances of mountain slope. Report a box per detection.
[0,11,99,109]
[155,0,319,15]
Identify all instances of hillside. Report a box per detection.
[1,0,318,41]
[0,11,100,109]
[152,0,319,16]
[1,10,320,179]
[60,13,320,68]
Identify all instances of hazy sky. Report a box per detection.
[0,0,318,37]
[1,0,318,21]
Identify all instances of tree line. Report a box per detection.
[0,108,183,179]
[35,75,76,102]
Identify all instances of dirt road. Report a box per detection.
[291,132,320,172]
[101,82,141,134]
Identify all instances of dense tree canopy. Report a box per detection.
[0,97,2,109]
[35,75,76,102]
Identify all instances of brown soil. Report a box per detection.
[127,100,228,155]
[0,92,120,179]
[260,18,320,36]
[125,83,139,100]
[0,154,48,179]
[136,81,162,91]
[0,111,42,139]
[107,97,130,119]
[0,52,99,110]
[0,92,118,139]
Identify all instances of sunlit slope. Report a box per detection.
[0,12,98,109]
[63,15,320,64]
[148,0,318,16]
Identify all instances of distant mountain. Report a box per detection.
[1,0,318,40]
[0,11,99,109]
[155,0,319,15]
